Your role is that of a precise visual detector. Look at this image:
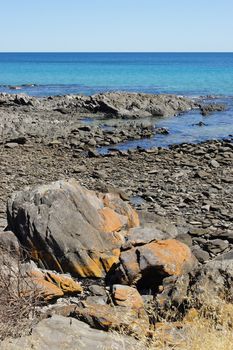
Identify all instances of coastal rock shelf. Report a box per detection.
[0,92,232,349]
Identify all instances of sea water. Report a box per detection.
[0,52,232,147]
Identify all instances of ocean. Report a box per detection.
[0,52,233,96]
[0,52,232,147]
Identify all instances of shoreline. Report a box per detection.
[0,91,232,348]
[0,91,232,244]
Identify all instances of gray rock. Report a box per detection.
[7,179,137,278]
[0,315,140,350]
[192,246,210,263]
[0,231,20,254]
[204,239,229,255]
[191,251,233,302]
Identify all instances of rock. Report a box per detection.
[0,231,20,254]
[14,94,33,106]
[23,263,83,301]
[156,274,190,310]
[71,301,149,335]
[112,285,144,311]
[138,239,197,276]
[92,92,194,118]
[7,179,139,278]
[191,251,233,303]
[210,159,220,168]
[88,285,107,296]
[117,239,197,287]
[192,246,210,263]
[123,225,177,249]
[87,149,99,157]
[0,315,140,350]
[204,239,229,255]
[200,103,226,116]
[5,143,19,149]
[176,233,192,247]
[138,211,178,237]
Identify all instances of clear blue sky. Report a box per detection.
[1,0,233,52]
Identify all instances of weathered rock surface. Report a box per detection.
[0,315,141,350]
[0,92,196,147]
[70,301,149,334]
[116,239,197,287]
[86,92,195,118]
[23,263,83,301]
[191,250,233,303]
[0,231,20,254]
[111,284,144,310]
[7,179,139,278]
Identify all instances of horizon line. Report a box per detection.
[0,51,233,54]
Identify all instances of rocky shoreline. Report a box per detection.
[0,92,232,349]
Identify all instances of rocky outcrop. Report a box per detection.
[200,103,226,116]
[0,315,141,350]
[88,92,195,118]
[7,179,139,278]
[0,92,197,147]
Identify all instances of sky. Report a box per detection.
[1,0,233,52]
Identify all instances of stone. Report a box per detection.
[7,179,139,278]
[204,239,229,255]
[192,246,210,263]
[71,301,149,335]
[117,239,197,287]
[0,315,140,350]
[5,143,19,149]
[138,239,197,277]
[210,159,220,168]
[123,226,177,249]
[191,251,233,303]
[92,92,194,118]
[200,103,226,116]
[23,263,83,301]
[112,285,144,311]
[156,274,190,309]
[88,284,107,296]
[0,231,20,254]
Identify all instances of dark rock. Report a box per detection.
[200,103,226,116]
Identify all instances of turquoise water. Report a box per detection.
[0,53,232,147]
[0,53,233,96]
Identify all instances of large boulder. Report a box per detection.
[0,315,141,350]
[7,179,139,278]
[190,250,233,303]
[116,239,197,288]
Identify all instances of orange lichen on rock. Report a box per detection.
[45,271,83,294]
[112,285,144,311]
[26,269,82,301]
[99,207,124,232]
[102,193,140,228]
[138,239,197,276]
